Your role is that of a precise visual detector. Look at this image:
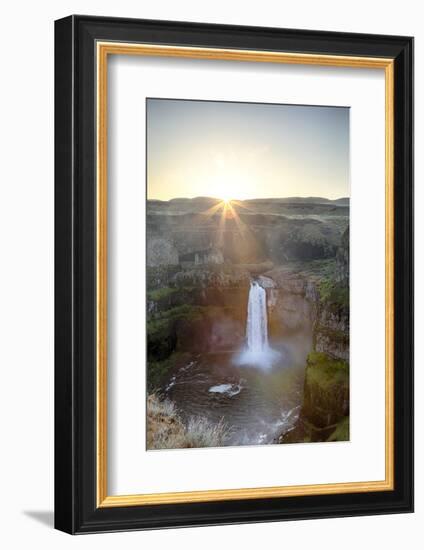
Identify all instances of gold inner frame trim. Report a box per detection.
[96,41,395,508]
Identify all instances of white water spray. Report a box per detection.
[234,280,280,369]
[246,281,269,352]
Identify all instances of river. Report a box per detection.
[162,332,310,446]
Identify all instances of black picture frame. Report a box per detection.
[55,15,414,534]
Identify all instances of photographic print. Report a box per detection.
[146,98,350,450]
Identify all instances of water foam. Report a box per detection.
[234,280,280,369]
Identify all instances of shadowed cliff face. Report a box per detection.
[314,225,349,361]
[278,225,350,444]
[147,197,348,267]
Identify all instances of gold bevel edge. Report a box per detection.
[97,41,393,69]
[384,61,395,491]
[100,479,393,508]
[96,41,395,507]
[96,42,108,507]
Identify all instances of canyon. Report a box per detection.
[146,196,349,447]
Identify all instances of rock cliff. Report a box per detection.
[278,228,350,443]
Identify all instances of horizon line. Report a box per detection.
[147,195,350,203]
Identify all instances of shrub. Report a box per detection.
[147,394,232,450]
[147,287,179,302]
[327,416,349,442]
[318,278,349,310]
[183,417,231,448]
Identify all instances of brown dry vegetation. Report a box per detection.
[147,394,231,450]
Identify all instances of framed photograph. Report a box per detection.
[54,15,413,534]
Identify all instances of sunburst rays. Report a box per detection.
[193,198,252,248]
[230,199,255,212]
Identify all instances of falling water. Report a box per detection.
[246,281,269,352]
[234,280,280,369]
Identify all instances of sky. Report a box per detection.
[146,98,349,201]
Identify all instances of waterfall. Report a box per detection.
[233,280,280,369]
[246,281,269,352]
